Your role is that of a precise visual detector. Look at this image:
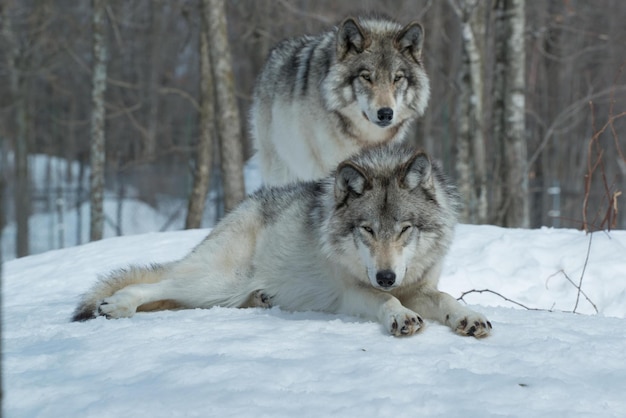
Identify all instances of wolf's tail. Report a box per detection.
[71,263,170,322]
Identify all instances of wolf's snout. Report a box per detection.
[376,107,394,126]
[376,270,396,288]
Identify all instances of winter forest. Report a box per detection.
[1,0,625,260]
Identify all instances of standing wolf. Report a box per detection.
[251,16,431,186]
[73,144,491,338]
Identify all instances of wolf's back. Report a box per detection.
[253,31,332,102]
[71,264,169,321]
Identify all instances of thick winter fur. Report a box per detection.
[251,16,431,186]
[72,144,491,338]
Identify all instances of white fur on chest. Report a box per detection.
[268,101,400,182]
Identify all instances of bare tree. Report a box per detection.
[207,0,246,212]
[2,3,30,257]
[450,0,488,224]
[0,166,3,399]
[2,0,626,261]
[185,0,216,229]
[89,0,108,241]
[0,159,3,402]
[143,0,163,160]
[493,0,529,227]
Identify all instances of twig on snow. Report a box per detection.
[457,289,549,311]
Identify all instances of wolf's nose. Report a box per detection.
[376,270,396,288]
[377,107,394,123]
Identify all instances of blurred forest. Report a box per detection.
[1,0,625,258]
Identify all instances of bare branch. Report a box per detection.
[159,87,200,111]
[572,232,598,313]
[273,0,333,24]
[527,85,626,169]
[457,289,547,311]
[547,269,599,315]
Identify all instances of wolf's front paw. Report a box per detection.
[386,308,424,337]
[451,313,492,338]
[98,293,138,319]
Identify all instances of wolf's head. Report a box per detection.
[323,144,458,291]
[323,17,431,132]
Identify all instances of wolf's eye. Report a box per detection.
[360,73,372,82]
[400,225,412,235]
[394,74,404,83]
[361,225,374,235]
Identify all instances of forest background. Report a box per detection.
[1,0,625,259]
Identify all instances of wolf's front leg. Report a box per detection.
[381,298,425,337]
[340,288,424,337]
[447,310,492,338]
[405,287,492,338]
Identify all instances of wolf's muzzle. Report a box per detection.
[376,269,396,288]
[376,107,394,126]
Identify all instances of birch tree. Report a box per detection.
[185,0,216,229]
[450,0,488,224]
[144,0,163,160]
[0,170,3,399]
[206,0,246,212]
[1,169,5,266]
[493,0,528,227]
[89,0,108,241]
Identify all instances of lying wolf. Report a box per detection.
[251,16,431,186]
[73,144,491,338]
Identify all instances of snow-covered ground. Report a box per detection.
[4,224,626,417]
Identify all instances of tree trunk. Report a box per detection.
[420,0,444,156]
[185,0,216,229]
[76,157,86,246]
[493,0,528,227]
[1,155,5,265]
[206,0,246,212]
[89,0,108,241]
[2,3,30,257]
[452,0,488,224]
[0,145,3,401]
[144,0,163,160]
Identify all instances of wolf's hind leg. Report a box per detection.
[241,290,273,309]
[253,290,273,308]
[98,282,170,319]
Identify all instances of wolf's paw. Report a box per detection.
[252,290,273,308]
[98,293,138,319]
[450,312,492,338]
[386,308,424,337]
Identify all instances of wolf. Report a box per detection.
[72,144,491,338]
[251,16,431,186]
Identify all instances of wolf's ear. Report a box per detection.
[335,161,370,203]
[395,22,424,63]
[401,151,433,190]
[337,18,370,60]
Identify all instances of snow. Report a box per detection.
[3,152,626,416]
[4,224,626,417]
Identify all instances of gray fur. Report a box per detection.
[251,16,431,186]
[72,144,491,338]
